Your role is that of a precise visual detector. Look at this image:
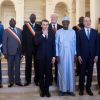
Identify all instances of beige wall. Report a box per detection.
[0,0,99,28]
[24,0,46,22]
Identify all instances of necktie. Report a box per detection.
[45,34,48,39]
[32,24,34,29]
[87,29,90,39]
[53,24,56,33]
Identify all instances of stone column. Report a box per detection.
[16,0,24,28]
[90,0,100,28]
[90,0,96,28]
[46,0,55,22]
[76,0,85,24]
[68,8,73,27]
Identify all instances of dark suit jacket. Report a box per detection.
[22,23,42,55]
[34,30,55,61]
[98,34,100,59]
[0,24,4,53]
[49,23,62,33]
[76,28,99,60]
[0,24,4,44]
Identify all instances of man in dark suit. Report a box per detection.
[34,20,55,97]
[3,18,23,87]
[22,14,42,86]
[49,13,62,84]
[0,21,4,88]
[73,17,84,76]
[77,17,99,96]
[97,33,100,94]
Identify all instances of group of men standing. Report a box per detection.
[0,13,100,97]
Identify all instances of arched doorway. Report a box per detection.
[54,2,68,24]
[0,0,16,28]
[85,0,90,17]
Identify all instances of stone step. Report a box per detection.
[0,65,98,84]
[0,82,99,94]
[0,75,99,90]
[1,63,98,74]
[0,59,99,90]
[1,71,98,82]
[1,75,98,86]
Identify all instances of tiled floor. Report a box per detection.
[0,93,100,100]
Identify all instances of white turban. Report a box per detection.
[62,16,70,21]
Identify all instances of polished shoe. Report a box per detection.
[45,92,51,97]
[0,84,3,88]
[98,89,100,94]
[69,92,75,96]
[24,82,31,86]
[16,83,23,86]
[98,88,100,94]
[40,91,45,97]
[59,92,66,96]
[34,78,39,86]
[86,89,93,96]
[79,91,84,96]
[8,84,14,87]
[66,92,70,96]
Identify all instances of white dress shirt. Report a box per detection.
[52,23,57,30]
[84,28,91,38]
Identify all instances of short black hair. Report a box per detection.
[42,19,49,23]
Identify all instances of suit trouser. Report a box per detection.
[8,53,21,84]
[54,61,58,84]
[25,54,39,83]
[0,54,2,84]
[97,59,100,88]
[79,57,94,91]
[38,58,51,92]
[76,58,80,75]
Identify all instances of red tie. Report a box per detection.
[53,24,56,33]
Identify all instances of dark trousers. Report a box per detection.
[38,58,51,92]
[0,54,2,84]
[54,61,58,84]
[79,57,94,91]
[25,54,39,83]
[97,59,100,88]
[8,53,21,84]
[76,58,80,76]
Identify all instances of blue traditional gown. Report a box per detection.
[56,28,76,93]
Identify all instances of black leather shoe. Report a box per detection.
[86,89,93,96]
[45,92,51,97]
[69,92,75,96]
[0,84,3,88]
[98,90,100,94]
[16,83,23,86]
[79,91,84,96]
[24,82,31,86]
[8,84,14,87]
[34,78,39,86]
[40,91,45,97]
